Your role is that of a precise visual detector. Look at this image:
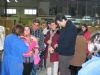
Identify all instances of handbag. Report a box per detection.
[34,53,40,65]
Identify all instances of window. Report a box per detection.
[6,9,16,14]
[7,0,10,2]
[15,0,18,2]
[24,9,37,15]
[7,0,18,3]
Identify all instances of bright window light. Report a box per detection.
[15,0,18,2]
[29,9,33,15]
[25,10,28,14]
[7,9,16,14]
[32,10,37,15]
[24,9,37,15]
[7,0,10,2]
[7,0,18,3]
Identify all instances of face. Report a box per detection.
[50,22,57,30]
[24,27,31,36]
[56,19,66,27]
[41,23,47,29]
[81,26,86,32]
[88,42,94,53]
[32,22,39,30]
[88,32,100,54]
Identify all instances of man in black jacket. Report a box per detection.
[55,14,77,75]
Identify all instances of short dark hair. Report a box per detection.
[55,14,67,21]
[12,24,24,36]
[50,20,56,24]
[33,19,40,24]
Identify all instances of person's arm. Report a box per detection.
[23,36,39,56]
[15,38,28,55]
[23,47,39,56]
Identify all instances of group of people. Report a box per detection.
[1,14,100,75]
[1,20,44,75]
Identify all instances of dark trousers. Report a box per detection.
[23,63,33,75]
[69,65,82,75]
[39,50,46,69]
[44,57,46,68]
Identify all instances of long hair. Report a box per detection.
[82,24,88,33]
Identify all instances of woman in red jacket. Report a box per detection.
[81,24,91,59]
[44,20,59,75]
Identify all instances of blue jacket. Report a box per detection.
[3,34,28,62]
[2,33,28,75]
[57,20,77,56]
[78,56,100,75]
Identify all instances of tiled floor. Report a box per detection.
[37,68,47,75]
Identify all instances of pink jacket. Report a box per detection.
[22,36,40,64]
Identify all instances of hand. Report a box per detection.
[23,51,33,56]
[54,44,58,48]
[32,49,35,53]
[47,40,52,44]
[32,47,39,54]
[34,49,39,54]
[20,35,24,38]
[48,46,54,53]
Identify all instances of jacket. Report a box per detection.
[78,56,100,75]
[83,31,91,56]
[44,30,59,62]
[70,35,87,66]
[57,20,77,56]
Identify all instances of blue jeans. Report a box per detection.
[32,64,36,75]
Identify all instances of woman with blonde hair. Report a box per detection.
[21,26,39,75]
